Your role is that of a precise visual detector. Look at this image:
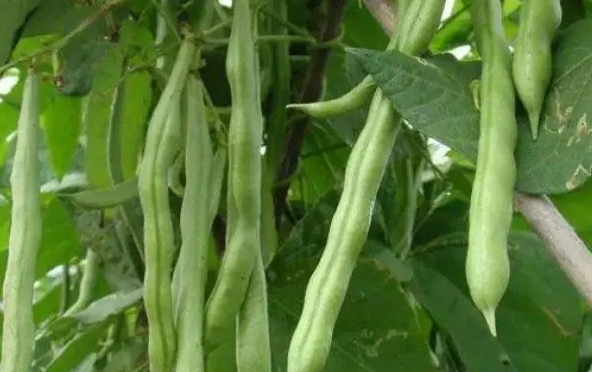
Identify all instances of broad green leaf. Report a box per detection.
[0,0,40,65]
[268,256,437,371]
[0,64,58,115]
[21,0,108,39]
[45,322,108,372]
[342,1,389,51]
[0,196,80,297]
[269,188,437,371]
[351,19,592,194]
[294,125,348,206]
[42,95,82,178]
[408,261,517,372]
[0,103,18,166]
[99,340,145,372]
[68,287,143,324]
[551,178,592,247]
[33,282,62,325]
[410,231,581,372]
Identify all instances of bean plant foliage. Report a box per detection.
[0,0,592,371]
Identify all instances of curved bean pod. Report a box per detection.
[286,76,376,119]
[138,38,197,372]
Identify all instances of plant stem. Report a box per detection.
[514,193,592,308]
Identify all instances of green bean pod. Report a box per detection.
[63,248,100,316]
[286,76,376,119]
[467,0,517,337]
[138,38,197,372]
[204,0,264,352]
[286,1,445,371]
[512,0,561,139]
[0,68,42,372]
[64,178,139,209]
[171,72,213,372]
[236,254,271,372]
[288,0,442,120]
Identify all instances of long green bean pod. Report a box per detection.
[204,0,264,352]
[138,38,197,372]
[236,255,271,372]
[512,0,561,139]
[286,1,446,371]
[0,68,42,372]
[466,0,517,337]
[171,71,213,372]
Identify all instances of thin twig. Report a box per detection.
[514,193,592,308]
[273,0,348,226]
[0,0,126,75]
[363,0,397,35]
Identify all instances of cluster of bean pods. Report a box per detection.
[0,1,564,371]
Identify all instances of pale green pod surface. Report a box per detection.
[468,0,518,337]
[204,0,265,354]
[138,38,197,372]
[512,0,561,140]
[1,69,42,372]
[172,75,213,372]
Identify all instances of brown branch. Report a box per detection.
[273,0,348,224]
[514,193,592,308]
[363,0,396,35]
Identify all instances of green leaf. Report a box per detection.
[409,231,581,372]
[268,256,438,371]
[45,322,108,372]
[68,287,143,324]
[0,196,80,297]
[21,0,109,39]
[351,19,592,194]
[342,2,389,51]
[0,103,19,166]
[0,0,40,65]
[42,95,82,178]
[408,261,517,372]
[551,178,592,247]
